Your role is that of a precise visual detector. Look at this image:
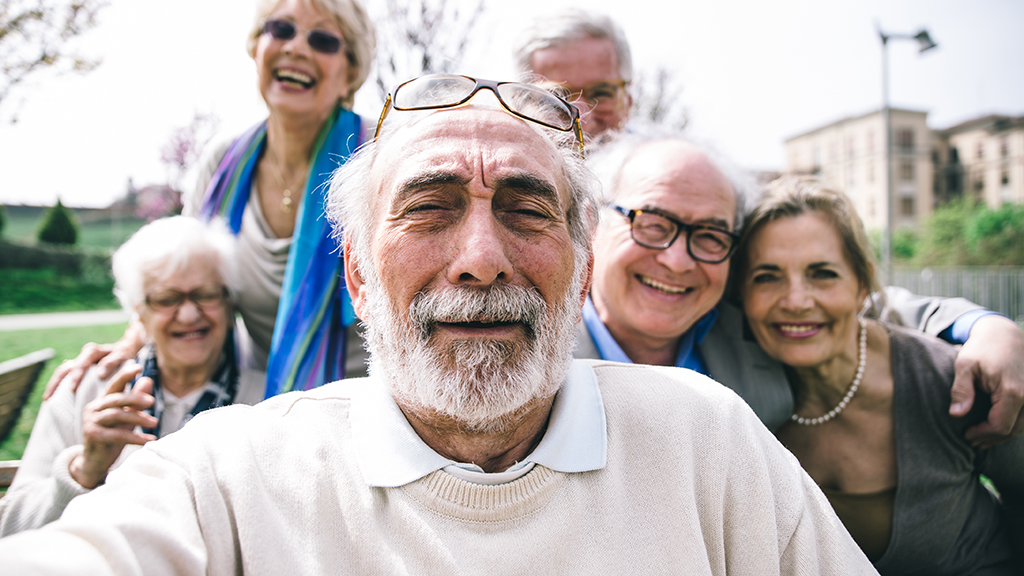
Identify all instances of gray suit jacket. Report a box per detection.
[574,287,983,432]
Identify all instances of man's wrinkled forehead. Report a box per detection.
[369,107,568,207]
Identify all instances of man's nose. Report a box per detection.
[652,235,698,274]
[446,205,514,286]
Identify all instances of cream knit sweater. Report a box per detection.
[0,360,876,575]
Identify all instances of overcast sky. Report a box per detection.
[2,0,1022,208]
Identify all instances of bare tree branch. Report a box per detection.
[0,0,106,117]
[631,65,690,133]
[369,0,485,101]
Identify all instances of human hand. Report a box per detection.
[948,315,1024,449]
[42,319,146,400]
[69,363,158,489]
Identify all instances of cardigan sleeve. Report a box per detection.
[0,372,104,536]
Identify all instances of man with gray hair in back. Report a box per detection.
[513,8,633,138]
[0,76,876,574]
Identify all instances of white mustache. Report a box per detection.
[408,284,547,340]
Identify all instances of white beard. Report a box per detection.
[361,271,584,434]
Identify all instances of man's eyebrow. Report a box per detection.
[392,171,469,204]
[638,205,732,230]
[496,173,560,206]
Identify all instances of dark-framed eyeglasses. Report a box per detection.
[543,79,628,111]
[145,285,228,313]
[261,19,344,55]
[374,74,585,156]
[611,205,739,264]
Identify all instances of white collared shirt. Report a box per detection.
[351,360,607,487]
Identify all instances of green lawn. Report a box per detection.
[0,323,129,461]
[3,206,147,251]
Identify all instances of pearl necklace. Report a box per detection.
[790,317,867,426]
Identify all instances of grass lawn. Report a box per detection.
[0,322,129,461]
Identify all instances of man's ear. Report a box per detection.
[344,236,368,320]
[578,251,595,312]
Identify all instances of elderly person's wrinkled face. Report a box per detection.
[740,212,868,370]
[529,36,630,137]
[347,108,589,431]
[591,141,736,353]
[138,256,231,377]
[254,0,352,119]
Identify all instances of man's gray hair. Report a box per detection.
[111,216,240,313]
[325,108,600,283]
[512,9,633,84]
[586,131,756,232]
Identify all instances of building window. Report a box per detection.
[896,128,914,152]
[846,136,855,160]
[813,145,822,171]
[1002,170,1010,186]
[900,197,915,216]
[974,178,985,192]
[977,141,984,159]
[899,159,915,182]
[848,167,856,187]
[950,147,960,163]
[1001,137,1009,158]
[867,130,874,154]
[867,161,875,184]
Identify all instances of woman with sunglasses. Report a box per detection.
[0,217,266,535]
[46,0,377,401]
[733,176,1023,574]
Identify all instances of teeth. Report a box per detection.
[176,330,206,339]
[778,324,818,335]
[638,275,691,295]
[275,69,313,86]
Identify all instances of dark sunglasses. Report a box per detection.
[375,74,585,156]
[262,19,343,55]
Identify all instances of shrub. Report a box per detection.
[37,199,78,245]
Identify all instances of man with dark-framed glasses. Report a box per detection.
[0,78,877,574]
[580,133,1024,440]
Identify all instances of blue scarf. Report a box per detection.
[199,107,360,397]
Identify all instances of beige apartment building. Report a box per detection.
[784,108,933,231]
[933,114,1024,207]
[784,110,1024,232]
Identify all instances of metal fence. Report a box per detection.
[891,267,1024,324]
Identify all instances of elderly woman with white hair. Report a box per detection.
[0,216,265,536]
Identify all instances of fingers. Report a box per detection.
[948,359,978,417]
[964,392,1024,449]
[42,342,115,400]
[104,363,142,396]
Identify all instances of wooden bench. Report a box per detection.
[0,348,56,446]
[0,460,18,497]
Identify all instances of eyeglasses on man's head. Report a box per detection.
[611,205,739,264]
[261,19,344,55]
[374,74,585,156]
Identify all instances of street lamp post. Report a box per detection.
[878,25,937,285]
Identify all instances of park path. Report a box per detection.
[0,310,130,332]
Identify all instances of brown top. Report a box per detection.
[821,485,896,561]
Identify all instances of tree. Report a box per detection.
[369,0,485,101]
[0,0,107,118]
[630,65,690,133]
[0,203,7,237]
[37,198,78,245]
[135,112,220,221]
[911,199,1024,266]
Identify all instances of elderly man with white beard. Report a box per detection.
[0,75,876,575]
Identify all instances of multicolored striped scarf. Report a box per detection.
[199,106,360,397]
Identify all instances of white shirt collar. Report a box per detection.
[352,360,607,487]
